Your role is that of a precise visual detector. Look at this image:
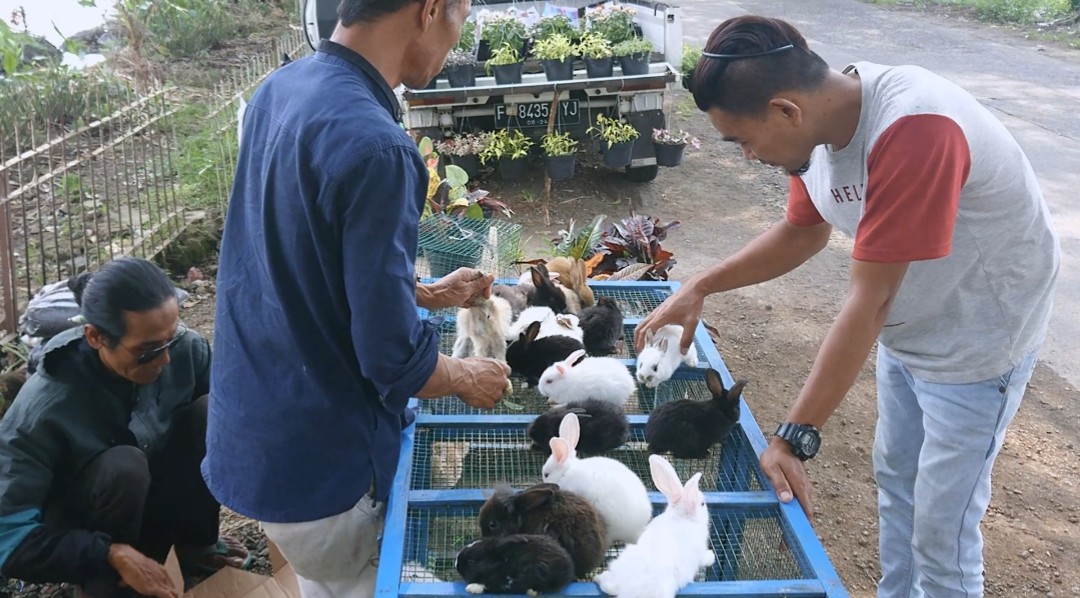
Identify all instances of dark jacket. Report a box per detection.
[0,326,210,583]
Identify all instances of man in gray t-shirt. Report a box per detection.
[637,15,1059,598]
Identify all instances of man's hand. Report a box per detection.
[761,437,814,523]
[108,543,179,598]
[633,281,706,354]
[455,358,512,409]
[428,268,495,309]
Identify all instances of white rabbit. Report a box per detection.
[542,413,653,545]
[452,296,512,361]
[538,349,634,407]
[507,306,584,343]
[635,324,698,388]
[593,455,715,598]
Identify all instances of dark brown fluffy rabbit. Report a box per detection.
[478,482,608,578]
[455,533,575,594]
[645,368,744,459]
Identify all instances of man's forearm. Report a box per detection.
[690,220,831,297]
[415,353,467,399]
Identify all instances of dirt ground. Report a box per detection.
[151,85,1080,598]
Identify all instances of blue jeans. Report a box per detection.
[873,346,1037,598]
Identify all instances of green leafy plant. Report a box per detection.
[588,114,640,149]
[541,131,578,157]
[419,136,511,220]
[530,15,578,42]
[486,43,522,67]
[681,43,702,79]
[586,5,637,46]
[532,34,576,62]
[456,19,477,52]
[612,37,654,58]
[480,12,527,55]
[577,31,614,59]
[550,214,606,259]
[480,128,533,162]
[591,213,681,280]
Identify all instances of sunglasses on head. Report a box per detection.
[130,323,189,365]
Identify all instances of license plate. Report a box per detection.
[493,100,581,128]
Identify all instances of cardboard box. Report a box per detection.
[164,541,300,598]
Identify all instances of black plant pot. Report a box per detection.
[445,64,476,88]
[545,155,576,181]
[451,154,481,179]
[542,57,575,81]
[602,140,635,168]
[619,52,650,76]
[654,142,687,167]
[492,62,523,85]
[477,39,492,62]
[498,156,527,181]
[585,56,614,78]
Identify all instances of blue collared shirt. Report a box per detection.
[203,40,438,523]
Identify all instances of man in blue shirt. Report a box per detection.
[202,0,507,593]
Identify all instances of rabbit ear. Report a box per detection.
[517,484,558,511]
[524,321,541,343]
[727,380,747,403]
[567,349,587,367]
[682,472,704,517]
[531,266,545,288]
[558,412,581,450]
[705,369,726,397]
[644,328,655,345]
[550,437,572,463]
[555,364,566,377]
[658,337,669,353]
[649,454,684,503]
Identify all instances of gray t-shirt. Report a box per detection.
[790,61,1060,383]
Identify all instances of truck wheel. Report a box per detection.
[624,165,659,183]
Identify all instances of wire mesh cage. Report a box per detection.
[410,423,765,493]
[399,503,812,584]
[417,216,523,280]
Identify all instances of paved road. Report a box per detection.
[678,0,1080,388]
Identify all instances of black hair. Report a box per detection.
[691,16,830,117]
[69,258,178,348]
[338,0,461,26]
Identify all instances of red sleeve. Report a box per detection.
[854,114,970,263]
[786,176,825,227]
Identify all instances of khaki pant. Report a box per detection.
[260,494,385,598]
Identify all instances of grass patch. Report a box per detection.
[866,0,1076,24]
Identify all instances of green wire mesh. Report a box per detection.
[417,216,523,279]
[410,423,765,492]
[400,504,809,583]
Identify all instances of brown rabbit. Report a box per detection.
[546,257,595,309]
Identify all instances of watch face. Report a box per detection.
[800,433,821,456]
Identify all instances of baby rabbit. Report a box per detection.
[492,283,531,320]
[636,324,699,388]
[542,412,653,545]
[507,306,584,343]
[646,369,744,459]
[546,256,596,309]
[538,349,635,408]
[479,483,608,579]
[456,534,575,595]
[579,296,624,356]
[506,321,585,387]
[530,264,581,315]
[452,295,512,361]
[527,399,630,455]
[593,455,715,598]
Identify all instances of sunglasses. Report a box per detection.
[122,323,189,365]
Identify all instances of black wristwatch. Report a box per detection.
[774,423,821,461]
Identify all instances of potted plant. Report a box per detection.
[613,37,654,76]
[652,128,700,167]
[541,131,578,181]
[586,4,637,46]
[479,10,527,61]
[531,33,576,82]
[487,43,524,85]
[588,113,639,168]
[530,14,578,43]
[578,31,614,79]
[680,43,702,91]
[436,132,490,179]
[480,128,534,181]
[444,49,477,88]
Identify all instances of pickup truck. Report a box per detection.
[301,0,683,183]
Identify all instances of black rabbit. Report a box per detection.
[506,320,585,387]
[455,533,575,594]
[645,368,744,459]
[529,263,573,314]
[579,296,624,356]
[478,482,608,579]
[527,400,629,455]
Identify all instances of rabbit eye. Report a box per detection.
[487,520,498,529]
[652,365,658,372]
